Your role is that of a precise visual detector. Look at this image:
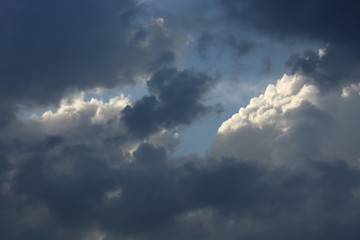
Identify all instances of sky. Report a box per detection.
[1,0,360,239]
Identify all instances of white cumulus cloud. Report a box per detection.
[210,74,360,168]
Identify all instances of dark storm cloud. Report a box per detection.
[0,0,176,104]
[286,45,360,90]
[0,103,16,127]
[123,68,217,138]
[218,0,360,89]
[197,32,214,59]
[196,31,256,60]
[2,133,360,239]
[219,0,360,47]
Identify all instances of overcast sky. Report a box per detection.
[1,0,360,239]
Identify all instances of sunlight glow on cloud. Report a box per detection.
[36,94,130,135]
[218,74,319,133]
[211,73,360,167]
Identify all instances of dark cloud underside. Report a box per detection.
[220,0,360,46]
[123,68,216,138]
[0,0,175,104]
[220,0,360,89]
[2,138,360,239]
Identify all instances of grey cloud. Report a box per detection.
[225,35,256,58]
[286,46,360,90]
[196,31,256,60]
[0,0,176,105]
[2,134,360,239]
[219,0,360,88]
[1,93,360,239]
[1,100,360,239]
[197,32,214,59]
[122,68,217,138]
[0,103,16,128]
[219,0,360,47]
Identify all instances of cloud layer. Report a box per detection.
[1,1,360,239]
[1,71,360,239]
[0,0,177,104]
[218,0,360,89]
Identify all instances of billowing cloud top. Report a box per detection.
[211,73,360,168]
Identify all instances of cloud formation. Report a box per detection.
[286,45,360,90]
[196,31,256,60]
[123,68,217,138]
[1,1,360,239]
[0,0,177,104]
[219,0,360,46]
[0,70,360,239]
[211,73,360,168]
[219,0,360,89]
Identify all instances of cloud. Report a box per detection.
[0,0,178,105]
[218,0,360,89]
[219,0,360,47]
[196,31,256,60]
[0,103,16,128]
[2,136,360,239]
[1,1,360,239]
[286,45,360,90]
[0,70,360,239]
[210,73,360,168]
[197,32,214,59]
[122,68,217,138]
